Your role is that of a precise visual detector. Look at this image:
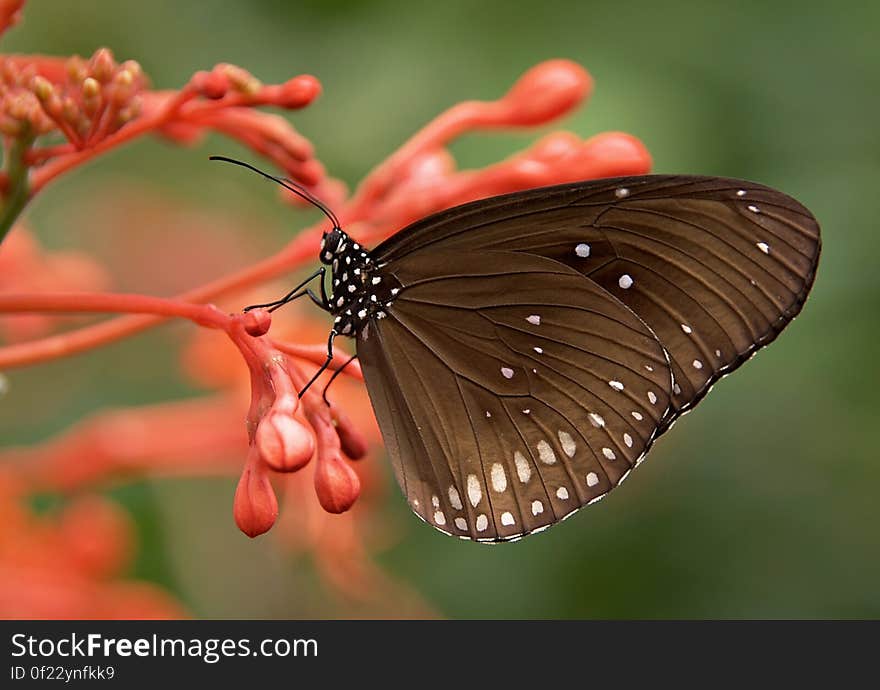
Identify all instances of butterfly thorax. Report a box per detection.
[320,228,400,337]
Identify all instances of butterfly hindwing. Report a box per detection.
[357,250,674,541]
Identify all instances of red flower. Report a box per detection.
[0,7,652,615]
[0,56,651,537]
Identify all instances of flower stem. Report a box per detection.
[0,134,35,245]
[0,291,232,329]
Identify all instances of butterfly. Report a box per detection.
[212,159,821,543]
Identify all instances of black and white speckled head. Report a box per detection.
[322,227,401,337]
[319,227,344,264]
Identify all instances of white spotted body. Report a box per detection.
[321,228,402,337]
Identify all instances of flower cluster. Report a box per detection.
[0,2,327,245]
[0,3,652,615]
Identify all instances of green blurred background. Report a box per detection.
[1,0,877,618]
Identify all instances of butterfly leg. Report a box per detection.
[243,267,327,312]
[298,330,337,398]
[306,289,325,308]
[321,353,358,405]
[305,262,333,310]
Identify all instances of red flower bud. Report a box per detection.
[333,408,369,460]
[255,411,314,472]
[501,59,592,127]
[233,458,278,537]
[61,96,80,126]
[529,131,582,162]
[30,75,54,102]
[89,48,116,84]
[223,64,261,95]
[66,55,88,84]
[314,453,361,514]
[277,75,321,108]
[242,307,271,336]
[193,69,229,99]
[109,68,135,106]
[579,131,653,176]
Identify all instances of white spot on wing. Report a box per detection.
[602,447,616,460]
[648,391,657,405]
[586,472,599,487]
[490,463,508,493]
[454,517,467,531]
[531,500,544,516]
[476,514,488,531]
[609,380,624,391]
[624,433,633,448]
[588,412,606,428]
[757,242,770,254]
[537,440,557,465]
[500,366,515,379]
[500,511,515,526]
[681,324,692,334]
[556,487,569,500]
[748,204,760,213]
[558,430,576,458]
[434,511,446,526]
[631,411,643,421]
[526,314,541,325]
[693,359,703,370]
[514,451,531,484]
[448,486,463,510]
[575,243,590,258]
[618,274,633,289]
[615,187,630,198]
[467,475,482,507]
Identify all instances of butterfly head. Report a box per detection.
[320,227,345,264]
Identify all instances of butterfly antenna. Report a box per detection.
[209,155,340,228]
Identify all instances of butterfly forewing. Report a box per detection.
[358,250,674,540]
[369,175,820,430]
[580,179,820,422]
